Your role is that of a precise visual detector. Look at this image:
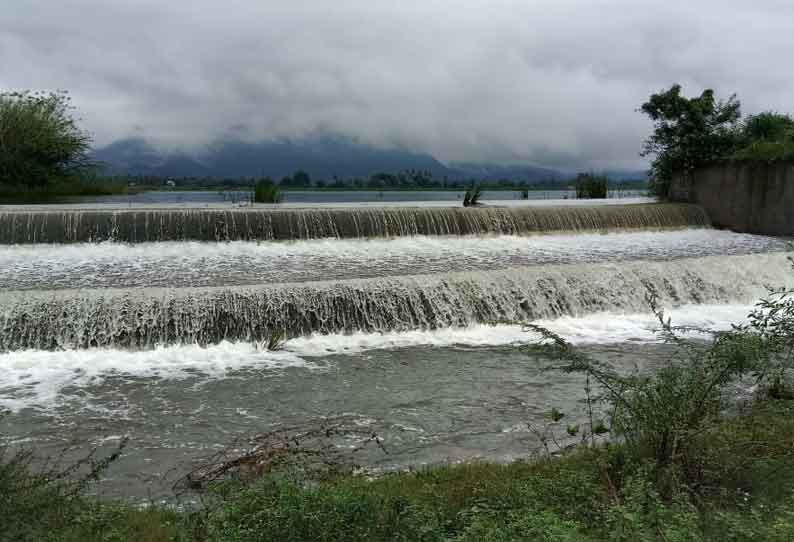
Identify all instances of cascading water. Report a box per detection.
[1,252,790,351]
[3,198,791,500]
[0,203,709,243]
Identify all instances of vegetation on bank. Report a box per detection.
[3,277,794,541]
[640,85,794,197]
[253,177,282,203]
[109,173,648,194]
[574,173,609,199]
[0,90,127,202]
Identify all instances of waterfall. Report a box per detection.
[1,252,789,351]
[0,203,710,243]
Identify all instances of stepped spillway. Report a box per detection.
[1,252,790,351]
[0,203,709,243]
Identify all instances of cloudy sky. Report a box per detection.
[2,0,793,169]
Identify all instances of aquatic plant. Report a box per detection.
[462,185,481,207]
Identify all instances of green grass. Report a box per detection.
[0,179,128,203]
[4,398,794,541]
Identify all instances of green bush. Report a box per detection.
[574,173,608,199]
[731,140,794,161]
[253,177,282,203]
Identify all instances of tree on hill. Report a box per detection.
[0,90,93,189]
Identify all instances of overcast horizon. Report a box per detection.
[3,0,794,170]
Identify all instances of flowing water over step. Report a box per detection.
[2,199,790,501]
[0,203,709,243]
[1,253,790,351]
[0,230,785,289]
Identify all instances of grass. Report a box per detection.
[0,179,128,203]
[4,398,794,541]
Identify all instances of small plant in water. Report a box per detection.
[463,185,482,207]
[254,177,282,203]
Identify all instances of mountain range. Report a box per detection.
[92,137,646,182]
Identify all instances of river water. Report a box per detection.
[0,200,790,500]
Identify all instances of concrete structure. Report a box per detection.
[670,161,794,235]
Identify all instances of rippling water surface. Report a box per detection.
[0,200,788,500]
[0,305,743,499]
[0,229,786,289]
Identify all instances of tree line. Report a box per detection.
[641,84,794,196]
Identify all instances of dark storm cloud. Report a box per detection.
[2,0,793,169]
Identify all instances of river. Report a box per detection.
[0,198,789,500]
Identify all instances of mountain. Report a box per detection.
[92,136,578,183]
[93,137,451,180]
[447,162,563,183]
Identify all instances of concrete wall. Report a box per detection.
[669,161,794,235]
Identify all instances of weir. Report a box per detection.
[1,252,789,351]
[0,203,710,243]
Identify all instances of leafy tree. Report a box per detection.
[574,173,608,199]
[640,85,741,197]
[0,90,93,189]
[292,169,311,187]
[741,112,794,142]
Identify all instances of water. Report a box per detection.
[0,307,750,500]
[0,203,705,243]
[0,230,785,290]
[82,189,647,206]
[1,252,791,351]
[0,199,789,500]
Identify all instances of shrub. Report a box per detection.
[574,173,608,199]
[253,177,282,203]
[526,283,793,497]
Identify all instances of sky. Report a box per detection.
[2,0,794,170]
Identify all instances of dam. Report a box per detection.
[0,202,708,243]
[0,197,789,498]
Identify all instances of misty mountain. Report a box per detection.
[93,137,572,182]
[93,137,450,180]
[447,162,563,182]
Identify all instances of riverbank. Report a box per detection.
[0,180,128,203]
[5,396,793,542]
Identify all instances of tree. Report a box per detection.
[292,169,311,188]
[740,112,794,142]
[640,85,741,197]
[0,90,93,189]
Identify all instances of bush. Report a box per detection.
[527,281,793,498]
[574,173,608,199]
[0,90,93,189]
[254,177,282,203]
[731,140,794,161]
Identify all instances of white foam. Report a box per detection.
[0,230,785,290]
[283,304,753,356]
[0,304,756,412]
[0,343,309,412]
